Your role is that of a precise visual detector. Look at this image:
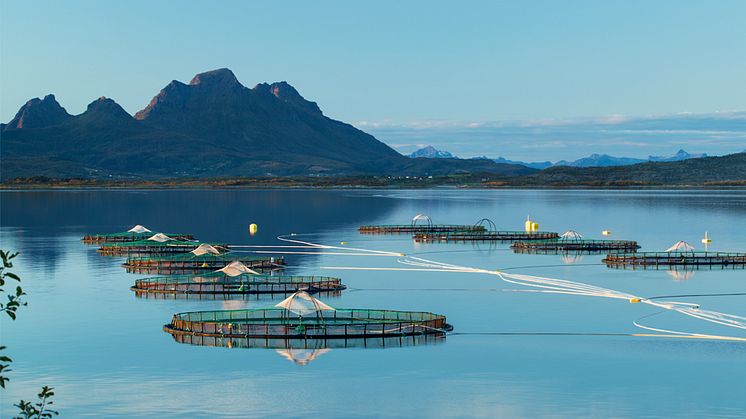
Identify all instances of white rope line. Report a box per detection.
[276,235,746,342]
[241,234,746,342]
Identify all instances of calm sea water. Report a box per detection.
[1,189,745,418]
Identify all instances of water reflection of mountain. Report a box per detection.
[0,190,402,275]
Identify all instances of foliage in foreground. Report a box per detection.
[1,250,59,417]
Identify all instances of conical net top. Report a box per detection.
[148,233,174,242]
[191,243,221,256]
[275,291,335,317]
[128,225,152,233]
[217,261,259,276]
[665,241,695,252]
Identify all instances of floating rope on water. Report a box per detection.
[270,234,746,342]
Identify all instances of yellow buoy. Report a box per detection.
[629,298,641,303]
[249,223,258,235]
[340,242,347,245]
[602,230,612,236]
[525,216,540,232]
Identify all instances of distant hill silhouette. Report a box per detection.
[1,68,532,179]
[516,152,746,186]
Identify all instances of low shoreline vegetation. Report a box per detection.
[1,174,745,189]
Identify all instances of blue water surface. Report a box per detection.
[1,189,744,418]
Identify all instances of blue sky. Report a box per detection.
[2,1,745,159]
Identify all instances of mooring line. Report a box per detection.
[259,233,746,342]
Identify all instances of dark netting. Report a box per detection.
[512,238,640,252]
[82,231,194,244]
[124,253,283,274]
[98,240,227,256]
[165,308,452,339]
[414,230,558,242]
[359,224,485,234]
[132,273,345,295]
[604,251,746,268]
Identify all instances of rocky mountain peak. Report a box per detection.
[3,94,71,130]
[189,68,241,88]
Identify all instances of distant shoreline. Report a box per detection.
[2,176,745,190]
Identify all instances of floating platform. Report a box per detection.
[512,238,640,252]
[131,274,345,295]
[133,289,343,301]
[123,254,283,275]
[603,251,746,268]
[98,240,227,257]
[82,231,194,244]
[359,224,486,234]
[414,230,559,242]
[164,308,451,340]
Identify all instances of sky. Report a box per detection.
[1,1,745,160]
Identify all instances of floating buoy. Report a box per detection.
[629,298,641,303]
[340,242,347,245]
[524,216,539,232]
[249,223,258,236]
[701,231,712,251]
[602,230,612,236]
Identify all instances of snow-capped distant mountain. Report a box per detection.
[408,145,455,158]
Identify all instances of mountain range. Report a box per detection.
[0,69,532,180]
[408,145,708,169]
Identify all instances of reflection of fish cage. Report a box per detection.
[168,330,445,357]
[131,274,346,295]
[360,214,485,235]
[603,252,746,268]
[82,225,195,244]
[124,254,283,275]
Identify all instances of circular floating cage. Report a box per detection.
[82,231,194,244]
[134,289,344,301]
[359,215,485,235]
[359,224,486,234]
[98,240,227,257]
[132,274,345,295]
[124,254,283,275]
[415,230,558,242]
[164,308,451,340]
[603,251,746,268]
[512,238,640,253]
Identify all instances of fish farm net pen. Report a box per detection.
[164,308,452,339]
[603,251,746,267]
[82,232,195,244]
[414,231,559,242]
[511,238,640,252]
[131,274,346,295]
